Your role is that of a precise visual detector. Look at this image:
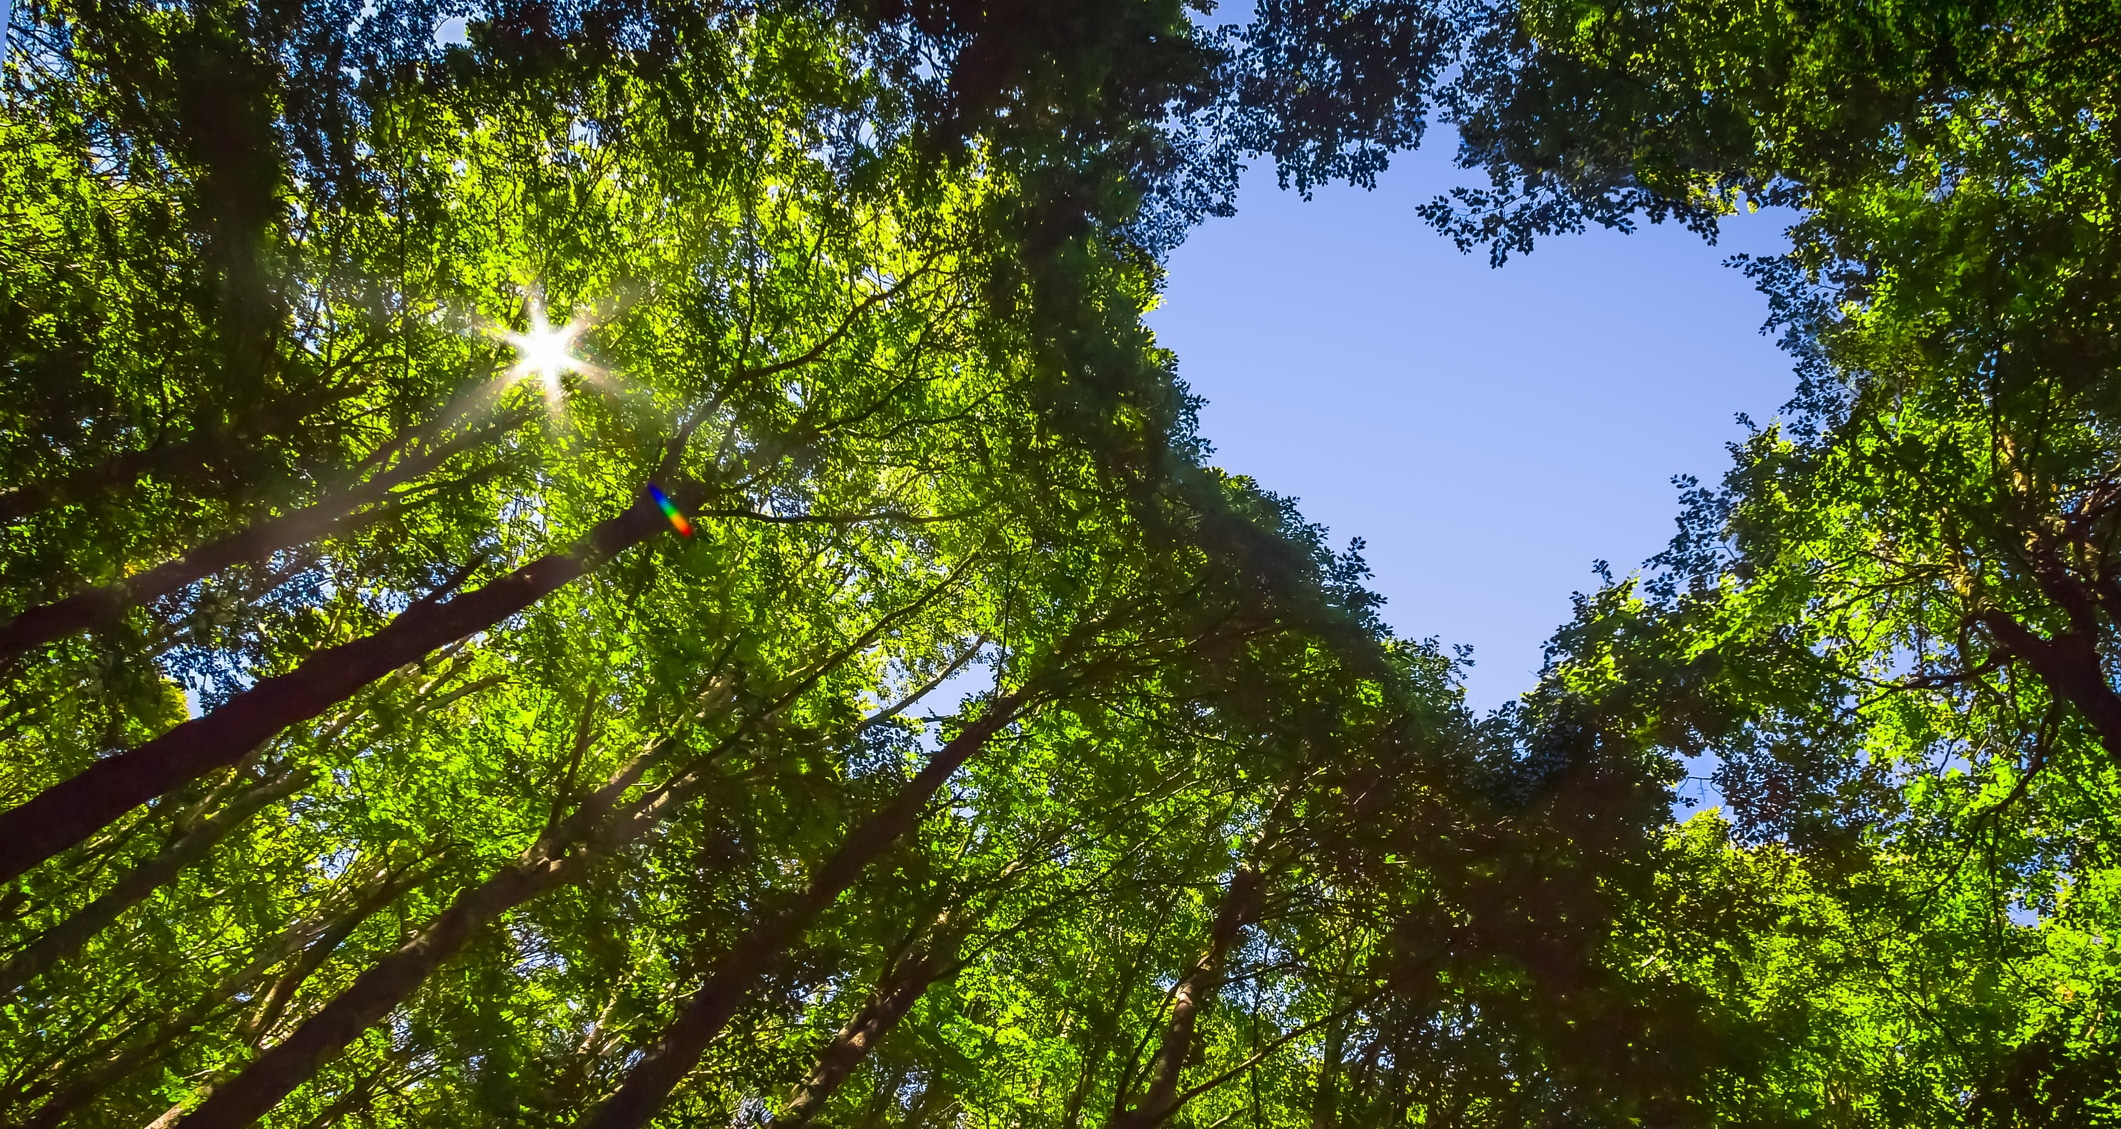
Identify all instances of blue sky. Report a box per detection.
[1145,137,1798,716]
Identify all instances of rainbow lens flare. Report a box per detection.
[648,483,693,537]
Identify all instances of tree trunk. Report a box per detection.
[0,436,217,524]
[0,765,311,993]
[0,423,497,660]
[577,695,1027,1129]
[1063,909,1177,1129]
[159,594,961,1128]
[238,855,444,1046]
[0,482,688,885]
[1307,1011,1348,1129]
[1978,609,2121,767]
[13,854,430,1129]
[165,751,669,1129]
[1110,866,1263,1129]
[777,913,967,1127]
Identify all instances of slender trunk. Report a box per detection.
[0,482,688,885]
[0,424,497,660]
[577,695,1027,1129]
[1304,947,1361,1129]
[1064,906,1180,1129]
[282,1056,400,1129]
[898,1073,956,1129]
[1110,867,1263,1129]
[851,1064,911,1129]
[0,989,140,1112]
[162,592,965,1127]
[0,436,216,524]
[1307,1013,1348,1129]
[14,856,428,1129]
[548,981,633,1110]
[239,856,444,1046]
[166,751,669,1129]
[0,765,311,993]
[777,914,967,1127]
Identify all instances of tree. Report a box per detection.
[21,0,2013,1124]
[2,4,1588,1128]
[1395,0,2121,1117]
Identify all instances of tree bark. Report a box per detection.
[159,587,967,1127]
[1110,867,1263,1129]
[165,751,669,1129]
[1977,609,2121,767]
[0,765,311,993]
[0,482,689,885]
[1307,1011,1348,1129]
[777,913,967,1127]
[0,424,495,660]
[238,854,443,1046]
[18,857,428,1129]
[577,695,1027,1129]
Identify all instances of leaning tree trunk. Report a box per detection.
[778,911,970,1127]
[163,748,673,1129]
[0,422,502,661]
[169,685,1016,1129]
[236,853,449,1048]
[158,585,970,1128]
[576,695,1028,1129]
[0,482,693,885]
[0,765,311,993]
[1110,866,1264,1129]
[19,856,433,1129]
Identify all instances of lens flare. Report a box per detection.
[502,296,594,402]
[649,483,693,537]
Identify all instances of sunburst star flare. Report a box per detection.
[503,297,596,400]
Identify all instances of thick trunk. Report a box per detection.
[0,425,494,660]
[0,483,684,885]
[1978,610,2121,767]
[167,754,666,1129]
[778,915,967,1126]
[1110,867,1263,1129]
[577,697,1025,1129]
[0,765,311,993]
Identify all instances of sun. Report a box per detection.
[502,296,594,401]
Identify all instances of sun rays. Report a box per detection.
[500,294,602,406]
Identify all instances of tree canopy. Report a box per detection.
[3,0,2118,1127]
